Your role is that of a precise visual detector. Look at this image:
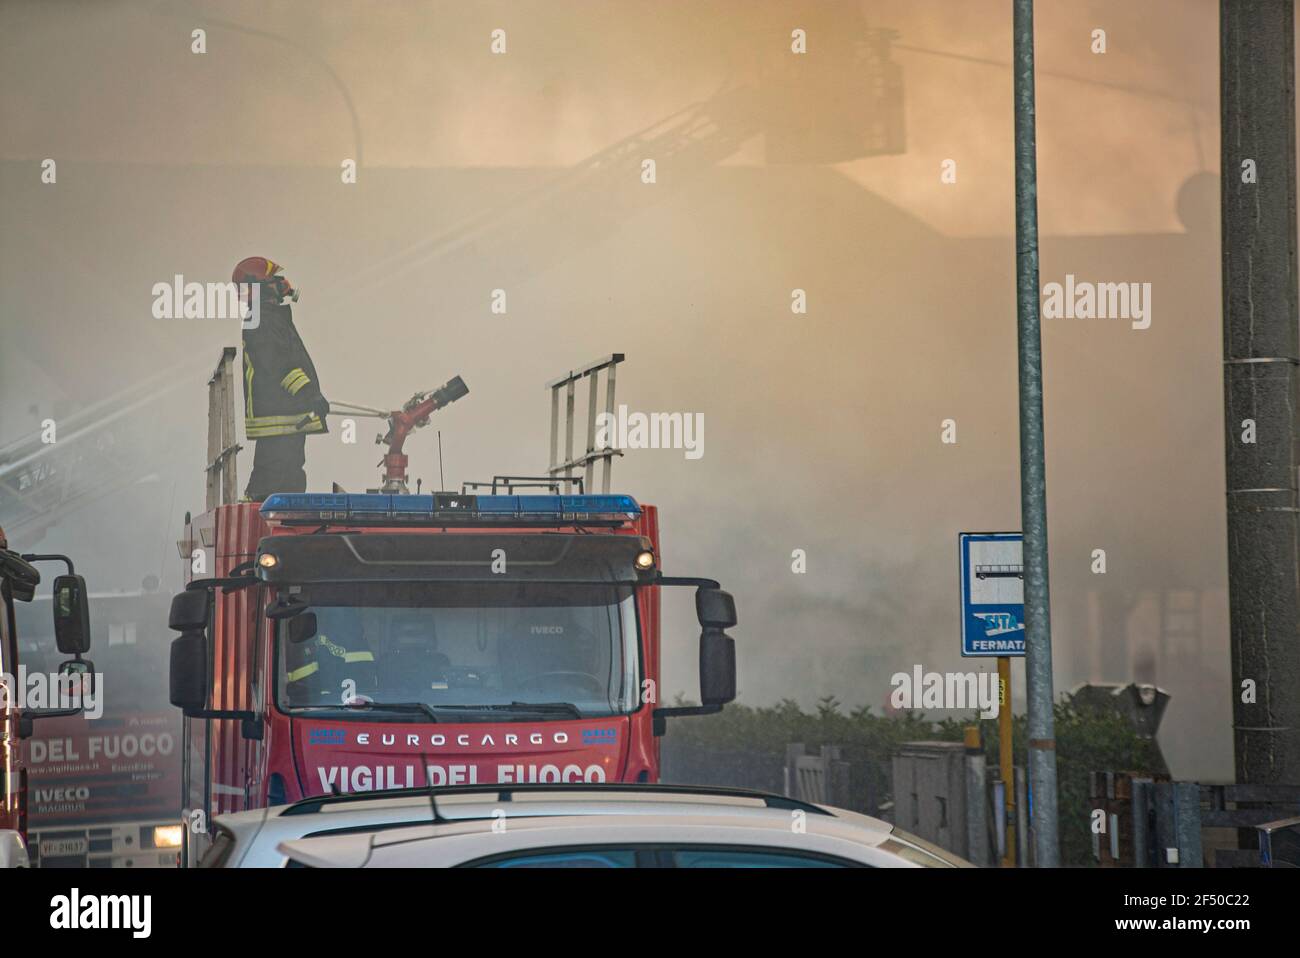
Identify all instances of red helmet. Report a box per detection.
[232,256,297,303]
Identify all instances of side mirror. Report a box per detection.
[699,628,736,706]
[696,588,737,630]
[287,612,318,644]
[266,596,310,620]
[169,589,210,632]
[650,578,739,736]
[52,574,91,655]
[53,658,96,711]
[0,551,39,603]
[167,627,261,738]
[58,657,95,683]
[16,655,95,737]
[169,631,209,713]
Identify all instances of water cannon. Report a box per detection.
[314,375,469,494]
[376,375,469,493]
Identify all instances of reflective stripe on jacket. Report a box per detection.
[286,635,376,684]
[243,300,327,439]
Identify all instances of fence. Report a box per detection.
[1089,773,1300,867]
[659,740,785,795]
[660,740,885,816]
[661,734,1008,864]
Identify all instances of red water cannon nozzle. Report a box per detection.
[376,375,469,492]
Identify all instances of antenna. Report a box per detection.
[437,431,446,492]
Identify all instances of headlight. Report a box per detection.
[634,550,655,571]
[152,825,184,849]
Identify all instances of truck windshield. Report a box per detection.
[15,593,173,710]
[275,582,640,718]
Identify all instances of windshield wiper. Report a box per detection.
[334,701,442,722]
[508,701,585,719]
[428,702,586,719]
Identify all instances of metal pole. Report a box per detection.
[1153,782,1205,867]
[1015,765,1029,867]
[992,781,1008,862]
[1220,0,1300,790]
[602,361,617,493]
[564,379,575,480]
[1013,0,1060,867]
[1131,777,1152,868]
[584,371,599,493]
[549,386,559,475]
[998,656,1015,865]
[221,360,237,506]
[964,726,990,867]
[1174,784,1205,868]
[206,375,220,512]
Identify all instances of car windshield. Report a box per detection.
[275,581,640,718]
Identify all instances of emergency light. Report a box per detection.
[259,492,641,524]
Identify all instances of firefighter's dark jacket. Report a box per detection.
[242,300,327,439]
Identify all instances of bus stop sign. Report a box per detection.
[960,532,1025,657]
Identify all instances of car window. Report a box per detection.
[670,847,854,868]
[469,847,639,868]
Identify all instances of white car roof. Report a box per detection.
[213,785,965,868]
[214,793,826,867]
[276,807,951,868]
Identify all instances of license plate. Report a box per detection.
[40,837,88,858]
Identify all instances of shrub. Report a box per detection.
[662,696,1162,866]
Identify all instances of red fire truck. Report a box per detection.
[168,491,737,864]
[168,356,738,866]
[15,589,182,867]
[0,527,95,866]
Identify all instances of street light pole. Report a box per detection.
[1012,0,1061,867]
[1220,0,1300,790]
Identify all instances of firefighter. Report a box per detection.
[284,608,378,706]
[234,256,329,500]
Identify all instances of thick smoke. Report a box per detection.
[0,0,1249,779]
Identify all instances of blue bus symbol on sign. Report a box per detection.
[960,532,1026,657]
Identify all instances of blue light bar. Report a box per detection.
[259,493,641,523]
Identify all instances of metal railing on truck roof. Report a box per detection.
[547,354,624,495]
[278,782,834,821]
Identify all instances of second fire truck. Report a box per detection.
[0,526,96,867]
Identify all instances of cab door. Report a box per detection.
[0,579,23,836]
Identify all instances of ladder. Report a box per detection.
[205,347,242,510]
[546,354,624,494]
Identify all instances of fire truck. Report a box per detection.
[168,353,738,865]
[0,527,95,867]
[15,589,182,867]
